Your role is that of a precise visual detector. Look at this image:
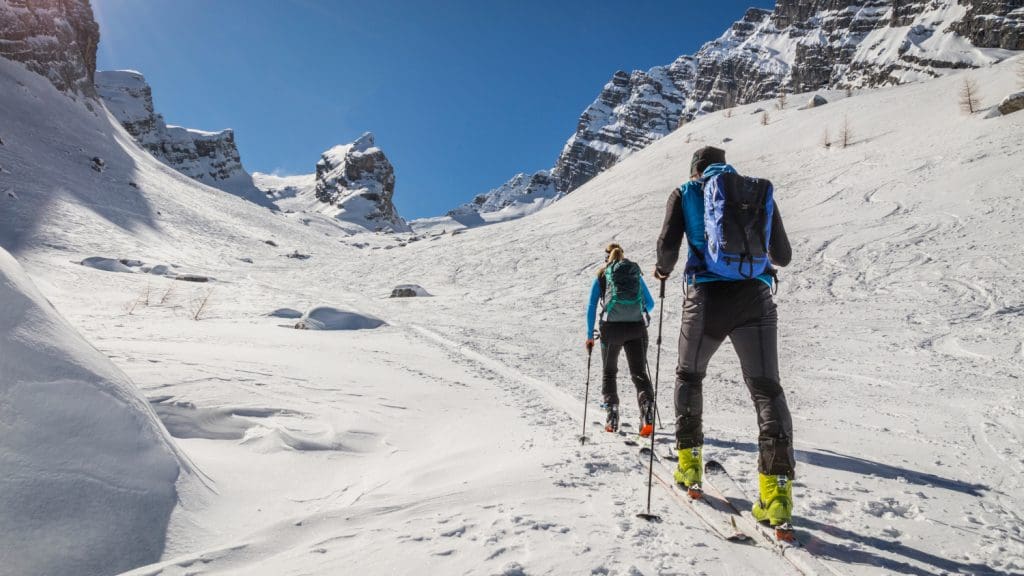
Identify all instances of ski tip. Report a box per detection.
[704,460,726,473]
[636,512,662,523]
[726,533,754,543]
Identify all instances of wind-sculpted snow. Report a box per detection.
[0,247,181,576]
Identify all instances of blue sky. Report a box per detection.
[94,0,773,218]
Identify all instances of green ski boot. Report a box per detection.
[674,446,703,499]
[752,473,795,541]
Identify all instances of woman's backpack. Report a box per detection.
[602,260,644,322]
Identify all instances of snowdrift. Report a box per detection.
[0,247,181,576]
[295,306,386,331]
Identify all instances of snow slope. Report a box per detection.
[3,36,1024,576]
[0,246,183,576]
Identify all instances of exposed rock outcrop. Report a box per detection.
[312,132,409,233]
[0,0,99,95]
[95,70,273,208]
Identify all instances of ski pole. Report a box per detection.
[637,278,667,523]
[580,346,593,445]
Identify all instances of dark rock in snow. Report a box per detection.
[997,91,1024,115]
[174,274,210,283]
[801,95,829,110]
[390,285,431,298]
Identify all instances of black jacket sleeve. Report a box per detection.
[769,204,792,267]
[656,188,685,276]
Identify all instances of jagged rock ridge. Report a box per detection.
[550,0,1023,196]
[312,132,409,233]
[0,0,99,95]
[255,133,409,233]
[95,70,273,208]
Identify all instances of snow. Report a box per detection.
[3,40,1024,576]
[0,247,183,576]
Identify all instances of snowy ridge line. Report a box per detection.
[702,460,847,576]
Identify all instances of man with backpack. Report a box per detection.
[585,243,657,437]
[654,147,797,538]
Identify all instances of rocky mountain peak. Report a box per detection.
[546,0,1022,197]
[313,133,408,233]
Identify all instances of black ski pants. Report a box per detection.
[599,321,655,412]
[674,280,796,477]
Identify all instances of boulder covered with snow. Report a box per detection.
[95,70,274,208]
[80,256,134,273]
[295,306,386,331]
[0,248,181,576]
[997,91,1024,116]
[269,307,303,319]
[390,284,431,298]
[0,0,99,95]
[802,94,829,109]
[312,132,410,233]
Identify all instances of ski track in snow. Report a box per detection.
[3,52,1024,575]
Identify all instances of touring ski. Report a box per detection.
[702,460,845,576]
[638,448,750,542]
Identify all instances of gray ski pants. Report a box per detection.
[674,280,796,477]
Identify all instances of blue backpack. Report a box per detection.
[702,171,774,280]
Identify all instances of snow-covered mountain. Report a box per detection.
[550,0,1021,196]
[255,132,410,233]
[4,0,1024,574]
[95,70,273,208]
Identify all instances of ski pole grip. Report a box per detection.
[659,278,666,299]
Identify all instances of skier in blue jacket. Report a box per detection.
[585,243,656,436]
[655,146,796,537]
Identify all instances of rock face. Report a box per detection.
[0,0,99,95]
[311,132,409,232]
[548,1,1023,196]
[447,170,558,222]
[95,70,273,208]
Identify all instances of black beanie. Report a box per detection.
[690,146,726,177]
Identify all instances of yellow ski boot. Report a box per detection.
[752,473,795,541]
[673,446,703,499]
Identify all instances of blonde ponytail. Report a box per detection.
[597,243,625,277]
